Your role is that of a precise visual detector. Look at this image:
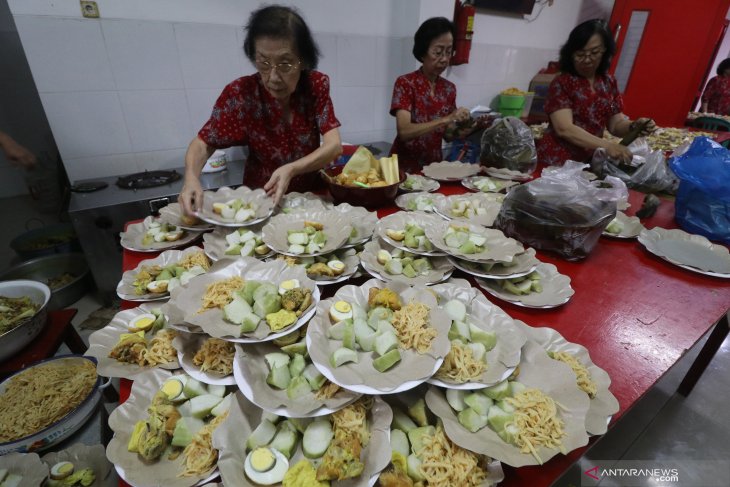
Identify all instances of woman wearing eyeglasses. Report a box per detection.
[179,5,341,212]
[538,19,655,166]
[389,17,472,172]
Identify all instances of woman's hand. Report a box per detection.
[606,142,633,164]
[264,164,296,206]
[633,117,657,135]
[449,107,471,124]
[178,177,203,216]
[0,132,36,169]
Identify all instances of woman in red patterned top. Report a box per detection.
[538,20,655,166]
[701,58,730,115]
[390,17,471,173]
[179,5,342,212]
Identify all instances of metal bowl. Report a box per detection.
[0,280,51,362]
[10,223,80,261]
[0,253,90,310]
[0,355,103,454]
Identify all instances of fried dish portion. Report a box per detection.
[368,287,402,310]
[281,287,313,317]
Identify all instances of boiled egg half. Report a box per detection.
[244,447,288,485]
[146,280,169,294]
[278,279,300,295]
[327,260,346,276]
[329,300,353,323]
[128,313,156,332]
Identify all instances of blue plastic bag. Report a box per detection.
[669,136,730,244]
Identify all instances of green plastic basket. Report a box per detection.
[499,94,525,109]
[499,107,523,117]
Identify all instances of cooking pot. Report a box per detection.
[0,253,90,310]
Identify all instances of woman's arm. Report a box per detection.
[550,108,633,162]
[179,136,215,215]
[264,127,342,204]
[607,113,657,137]
[395,107,470,142]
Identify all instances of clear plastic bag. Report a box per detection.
[669,136,730,244]
[590,137,678,193]
[495,162,627,260]
[479,116,537,174]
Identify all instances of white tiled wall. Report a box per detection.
[9,0,612,183]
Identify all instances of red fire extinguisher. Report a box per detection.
[452,0,475,65]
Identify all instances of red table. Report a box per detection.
[119,182,730,487]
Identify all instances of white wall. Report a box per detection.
[9,0,615,183]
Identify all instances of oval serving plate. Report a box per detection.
[195,186,275,228]
[447,248,540,280]
[462,175,519,193]
[638,227,730,278]
[120,216,203,253]
[422,161,482,181]
[475,263,575,309]
[399,173,441,193]
[601,211,644,239]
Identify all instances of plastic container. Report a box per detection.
[202,150,227,173]
[521,92,536,117]
[499,107,523,117]
[499,94,525,109]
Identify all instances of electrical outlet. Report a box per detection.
[80,1,99,19]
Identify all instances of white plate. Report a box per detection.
[173,333,236,386]
[359,240,454,286]
[202,225,273,262]
[399,173,441,193]
[483,167,532,181]
[447,248,540,280]
[267,249,360,286]
[424,219,525,264]
[394,192,445,213]
[375,211,447,257]
[261,210,352,258]
[462,176,519,193]
[159,202,215,231]
[195,186,275,228]
[476,262,575,308]
[433,193,504,227]
[513,320,620,436]
[638,227,730,278]
[601,211,645,239]
[422,161,482,181]
[120,216,203,253]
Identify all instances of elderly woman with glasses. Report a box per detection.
[179,5,341,211]
[389,17,472,172]
[538,19,655,166]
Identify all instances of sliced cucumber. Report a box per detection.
[302,418,334,459]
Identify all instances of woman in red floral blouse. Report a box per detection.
[179,5,342,212]
[390,17,471,173]
[701,58,730,115]
[538,20,655,166]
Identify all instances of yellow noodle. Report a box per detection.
[178,250,211,271]
[434,342,486,383]
[391,302,436,353]
[314,380,341,400]
[145,329,178,366]
[199,276,245,312]
[418,424,488,487]
[550,351,597,398]
[192,338,234,376]
[331,397,372,447]
[0,360,97,442]
[504,388,566,464]
[179,412,228,477]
